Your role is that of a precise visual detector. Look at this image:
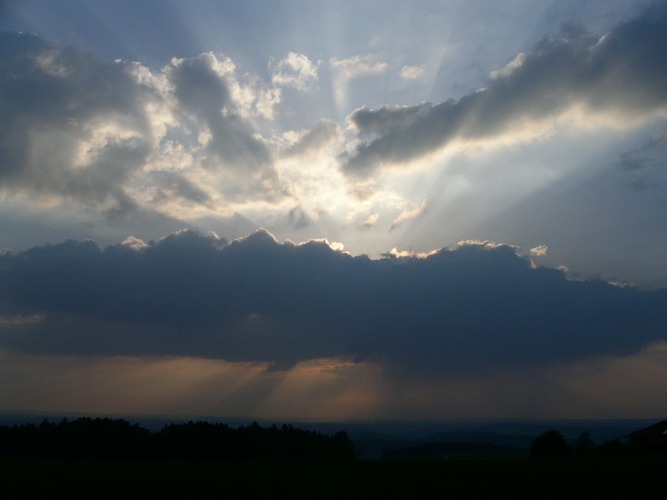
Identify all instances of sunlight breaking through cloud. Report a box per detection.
[0,0,666,421]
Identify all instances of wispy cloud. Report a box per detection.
[399,65,424,80]
[358,212,380,229]
[391,200,427,230]
[330,54,389,81]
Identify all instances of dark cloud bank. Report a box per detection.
[343,4,667,173]
[1,230,665,378]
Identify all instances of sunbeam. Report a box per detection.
[0,0,665,422]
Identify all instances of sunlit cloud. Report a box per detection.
[399,65,424,80]
[456,239,513,250]
[357,212,380,230]
[270,52,319,91]
[390,199,427,230]
[121,235,149,251]
[489,52,527,80]
[387,247,437,259]
[529,245,548,257]
[330,55,389,80]
[342,7,667,174]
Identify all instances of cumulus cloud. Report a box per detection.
[0,33,294,223]
[0,32,153,212]
[270,52,319,91]
[341,5,667,174]
[121,235,149,251]
[0,229,665,379]
[529,245,548,257]
[166,53,274,173]
[278,120,342,158]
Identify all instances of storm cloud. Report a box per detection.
[342,5,667,174]
[1,230,665,378]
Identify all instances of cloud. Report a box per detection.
[399,65,424,80]
[357,213,380,230]
[342,5,667,174]
[328,54,391,118]
[0,229,665,380]
[617,127,667,191]
[0,33,293,223]
[0,32,152,211]
[270,52,318,91]
[166,53,274,173]
[160,52,290,205]
[529,245,548,257]
[390,200,427,230]
[279,120,342,159]
[330,55,389,81]
[286,206,310,229]
[149,171,212,206]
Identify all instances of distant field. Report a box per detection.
[1,456,665,498]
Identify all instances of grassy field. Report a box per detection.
[1,455,665,498]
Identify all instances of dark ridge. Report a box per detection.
[381,441,527,460]
[0,417,356,460]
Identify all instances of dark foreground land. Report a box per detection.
[1,455,665,498]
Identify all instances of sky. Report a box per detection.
[0,0,666,422]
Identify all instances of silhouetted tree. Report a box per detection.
[530,430,571,458]
[0,418,356,460]
[600,439,631,457]
[0,418,151,458]
[574,432,596,457]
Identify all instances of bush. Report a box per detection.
[530,430,571,458]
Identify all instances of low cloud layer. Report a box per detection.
[1,230,665,379]
[342,5,667,173]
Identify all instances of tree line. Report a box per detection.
[0,418,356,460]
[530,430,632,458]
